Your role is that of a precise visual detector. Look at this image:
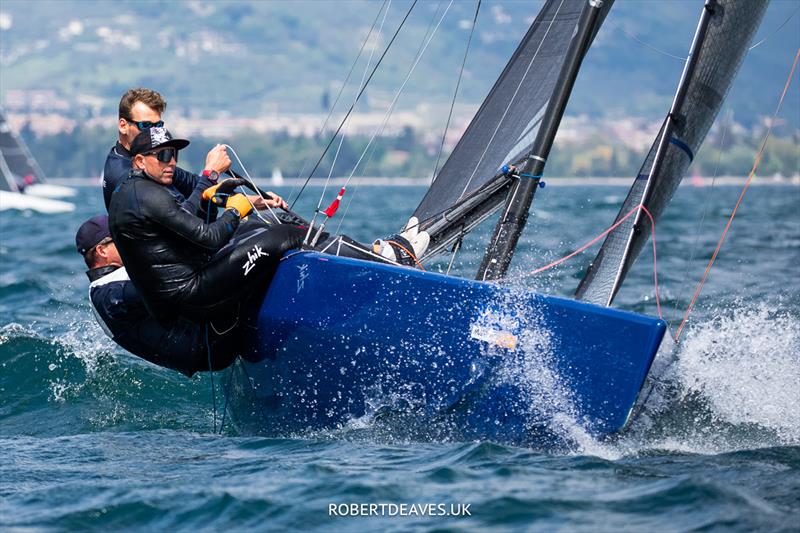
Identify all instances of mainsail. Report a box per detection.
[0,108,47,192]
[575,0,768,306]
[414,0,613,258]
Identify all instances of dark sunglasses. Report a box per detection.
[144,148,179,163]
[126,119,164,130]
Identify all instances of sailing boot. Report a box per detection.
[372,217,430,267]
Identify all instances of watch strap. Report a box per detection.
[202,169,219,183]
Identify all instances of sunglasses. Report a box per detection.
[144,148,179,163]
[126,119,165,130]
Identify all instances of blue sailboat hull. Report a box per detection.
[227,252,665,447]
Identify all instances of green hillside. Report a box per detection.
[1,0,798,126]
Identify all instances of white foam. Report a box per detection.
[596,302,800,458]
[674,303,800,443]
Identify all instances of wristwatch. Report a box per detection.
[202,169,219,183]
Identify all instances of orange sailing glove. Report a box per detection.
[202,178,245,204]
[225,193,253,218]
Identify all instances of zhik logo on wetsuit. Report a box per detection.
[242,245,268,276]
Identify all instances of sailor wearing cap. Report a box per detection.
[76,214,238,375]
[107,127,302,328]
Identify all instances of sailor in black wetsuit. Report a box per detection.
[103,88,199,210]
[102,87,276,212]
[109,127,431,327]
[108,127,299,325]
[76,215,238,376]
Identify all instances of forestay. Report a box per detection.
[575,0,768,306]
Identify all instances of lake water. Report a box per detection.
[1,182,798,531]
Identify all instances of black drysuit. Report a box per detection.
[109,169,308,324]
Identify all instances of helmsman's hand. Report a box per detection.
[202,178,245,202]
[248,193,287,211]
[265,192,287,210]
[205,144,232,174]
[225,193,253,218]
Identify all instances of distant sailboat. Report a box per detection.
[0,108,74,213]
[270,166,284,186]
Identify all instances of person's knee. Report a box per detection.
[262,224,306,256]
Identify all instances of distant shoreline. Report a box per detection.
[50,176,800,187]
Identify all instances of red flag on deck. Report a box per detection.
[323,187,346,218]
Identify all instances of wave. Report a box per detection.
[577,303,800,459]
[3,298,797,458]
[0,321,218,437]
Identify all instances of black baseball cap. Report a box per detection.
[76,215,111,256]
[130,126,190,156]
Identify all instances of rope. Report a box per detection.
[674,47,800,342]
[672,107,730,322]
[223,144,279,226]
[205,325,217,433]
[524,203,663,319]
[218,365,235,435]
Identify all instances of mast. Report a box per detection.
[602,0,715,305]
[476,0,606,281]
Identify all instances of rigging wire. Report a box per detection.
[313,0,393,214]
[445,236,463,275]
[671,107,731,325]
[333,0,448,233]
[432,0,481,182]
[620,27,686,61]
[285,0,389,206]
[749,5,800,50]
[334,0,454,234]
[457,0,567,202]
[290,0,420,209]
[674,47,800,342]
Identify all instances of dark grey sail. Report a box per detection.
[414,0,613,259]
[0,108,47,192]
[575,0,768,306]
